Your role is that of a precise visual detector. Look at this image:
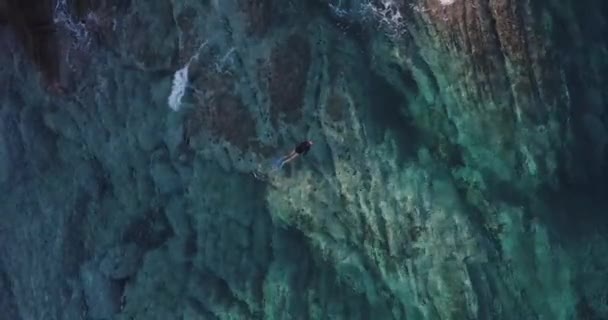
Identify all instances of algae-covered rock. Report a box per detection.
[1,0,607,319]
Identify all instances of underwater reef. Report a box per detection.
[1,0,608,319]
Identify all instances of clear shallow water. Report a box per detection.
[0,0,607,319]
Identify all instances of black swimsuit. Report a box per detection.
[295,141,312,155]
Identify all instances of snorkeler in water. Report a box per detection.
[252,140,314,181]
[272,140,314,170]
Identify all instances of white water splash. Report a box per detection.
[168,41,208,112]
[53,0,91,49]
[362,0,407,37]
[168,66,189,112]
[440,0,456,5]
[324,0,407,38]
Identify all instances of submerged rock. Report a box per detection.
[99,243,143,280]
[0,0,607,319]
[81,262,123,319]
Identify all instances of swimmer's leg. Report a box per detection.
[281,153,299,165]
[272,156,286,170]
[272,152,300,170]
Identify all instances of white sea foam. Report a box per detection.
[53,0,90,49]
[168,65,189,111]
[167,41,208,112]
[361,0,406,37]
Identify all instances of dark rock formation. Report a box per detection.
[240,0,274,36]
[269,33,312,126]
[0,0,61,90]
[1,0,607,319]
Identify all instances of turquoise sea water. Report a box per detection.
[1,0,608,319]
